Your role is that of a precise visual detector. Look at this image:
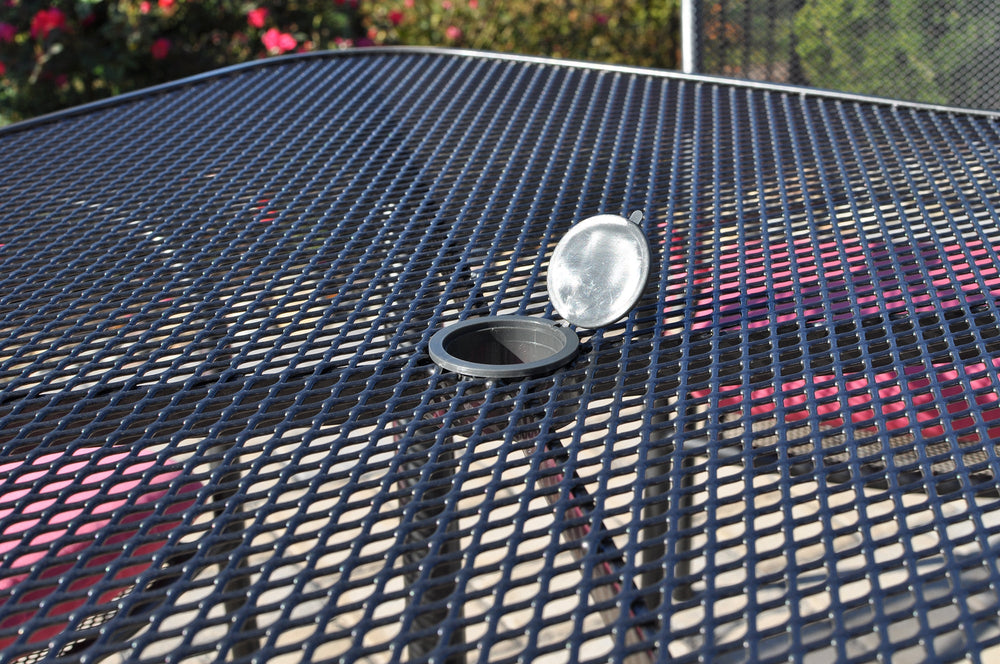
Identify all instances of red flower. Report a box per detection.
[158,0,175,9]
[151,37,171,60]
[0,22,16,43]
[247,8,268,29]
[261,28,296,54]
[594,13,609,25]
[30,8,67,40]
[0,61,6,77]
[445,25,462,41]
[388,10,404,25]
[140,1,151,13]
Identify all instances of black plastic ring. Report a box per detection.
[429,315,579,379]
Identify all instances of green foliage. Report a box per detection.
[794,0,1000,108]
[0,1,361,124]
[698,0,802,78]
[0,1,681,125]
[364,0,680,70]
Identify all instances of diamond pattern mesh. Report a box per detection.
[697,0,1000,111]
[2,50,1000,663]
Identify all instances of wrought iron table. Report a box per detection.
[3,48,1000,664]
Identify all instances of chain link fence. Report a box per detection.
[691,0,1000,111]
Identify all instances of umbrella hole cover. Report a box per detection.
[429,211,651,379]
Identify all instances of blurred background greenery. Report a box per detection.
[696,0,1000,111]
[0,1,681,125]
[5,1,998,126]
[794,0,1000,110]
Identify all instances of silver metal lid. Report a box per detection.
[547,211,651,329]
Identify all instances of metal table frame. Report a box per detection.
[2,47,1000,664]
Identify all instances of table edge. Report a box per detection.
[3,46,1000,136]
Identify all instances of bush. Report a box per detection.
[794,0,1000,108]
[1,1,680,125]
[363,0,679,70]
[0,1,362,124]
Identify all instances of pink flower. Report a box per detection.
[158,0,174,9]
[388,10,404,25]
[594,13,609,25]
[140,1,151,13]
[151,37,171,59]
[30,8,67,40]
[404,0,414,6]
[445,25,462,41]
[247,7,268,29]
[441,0,452,9]
[468,0,478,8]
[262,28,297,54]
[0,22,16,43]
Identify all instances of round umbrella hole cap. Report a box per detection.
[547,213,651,329]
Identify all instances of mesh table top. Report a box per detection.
[3,48,1000,664]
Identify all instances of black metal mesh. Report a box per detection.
[2,49,1000,663]
[696,0,1000,110]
